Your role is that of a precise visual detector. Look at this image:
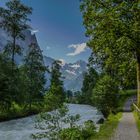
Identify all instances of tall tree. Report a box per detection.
[46,60,65,107]
[80,1,140,105]
[81,53,98,104]
[92,75,118,117]
[0,0,32,65]
[51,60,63,87]
[24,43,46,110]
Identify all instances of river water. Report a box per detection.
[0,104,103,140]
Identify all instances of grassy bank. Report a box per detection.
[0,106,41,122]
[134,111,140,133]
[0,101,51,122]
[90,113,122,140]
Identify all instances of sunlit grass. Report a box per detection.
[90,113,122,140]
[134,111,140,133]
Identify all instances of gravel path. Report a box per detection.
[112,96,140,140]
[112,112,140,140]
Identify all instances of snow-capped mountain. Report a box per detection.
[43,56,87,91]
[0,29,87,91]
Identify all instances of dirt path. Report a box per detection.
[112,112,140,140]
[112,97,140,140]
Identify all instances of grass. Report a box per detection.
[0,102,49,122]
[133,111,140,133]
[117,89,137,112]
[90,113,122,140]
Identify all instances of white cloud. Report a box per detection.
[31,29,39,34]
[67,43,87,56]
[58,59,66,66]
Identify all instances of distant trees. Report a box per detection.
[80,0,140,105]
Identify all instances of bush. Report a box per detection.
[60,128,84,140]
[82,120,96,138]
[60,120,96,140]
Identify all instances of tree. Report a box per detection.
[49,60,65,103]
[0,54,13,110]
[0,0,32,65]
[24,43,46,110]
[92,75,118,117]
[81,53,98,104]
[80,1,140,105]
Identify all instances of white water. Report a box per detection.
[0,104,103,140]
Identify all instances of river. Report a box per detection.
[0,104,103,140]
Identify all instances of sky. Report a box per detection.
[0,0,91,63]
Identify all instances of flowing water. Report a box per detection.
[0,104,103,140]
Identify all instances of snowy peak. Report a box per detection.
[43,56,87,91]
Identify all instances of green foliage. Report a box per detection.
[90,113,122,140]
[60,128,84,140]
[81,120,96,139]
[60,120,96,140]
[92,75,118,117]
[0,54,22,110]
[45,61,65,108]
[80,0,139,90]
[134,111,140,133]
[32,105,81,140]
[60,121,96,140]
[24,43,46,110]
[0,0,32,63]
[81,53,99,104]
[0,0,47,119]
[32,104,97,140]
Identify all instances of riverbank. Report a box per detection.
[0,103,46,122]
[90,113,122,140]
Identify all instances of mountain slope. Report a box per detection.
[43,56,87,91]
[0,29,87,91]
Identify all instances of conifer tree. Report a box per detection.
[24,43,46,110]
[46,60,65,108]
[0,0,32,65]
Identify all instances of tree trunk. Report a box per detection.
[137,61,140,106]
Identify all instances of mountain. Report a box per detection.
[0,29,87,91]
[43,56,87,91]
[0,29,39,64]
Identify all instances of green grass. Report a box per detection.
[117,89,137,112]
[0,102,47,122]
[134,111,140,133]
[90,113,122,140]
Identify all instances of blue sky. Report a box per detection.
[0,0,91,63]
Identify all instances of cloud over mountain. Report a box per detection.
[67,43,87,56]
